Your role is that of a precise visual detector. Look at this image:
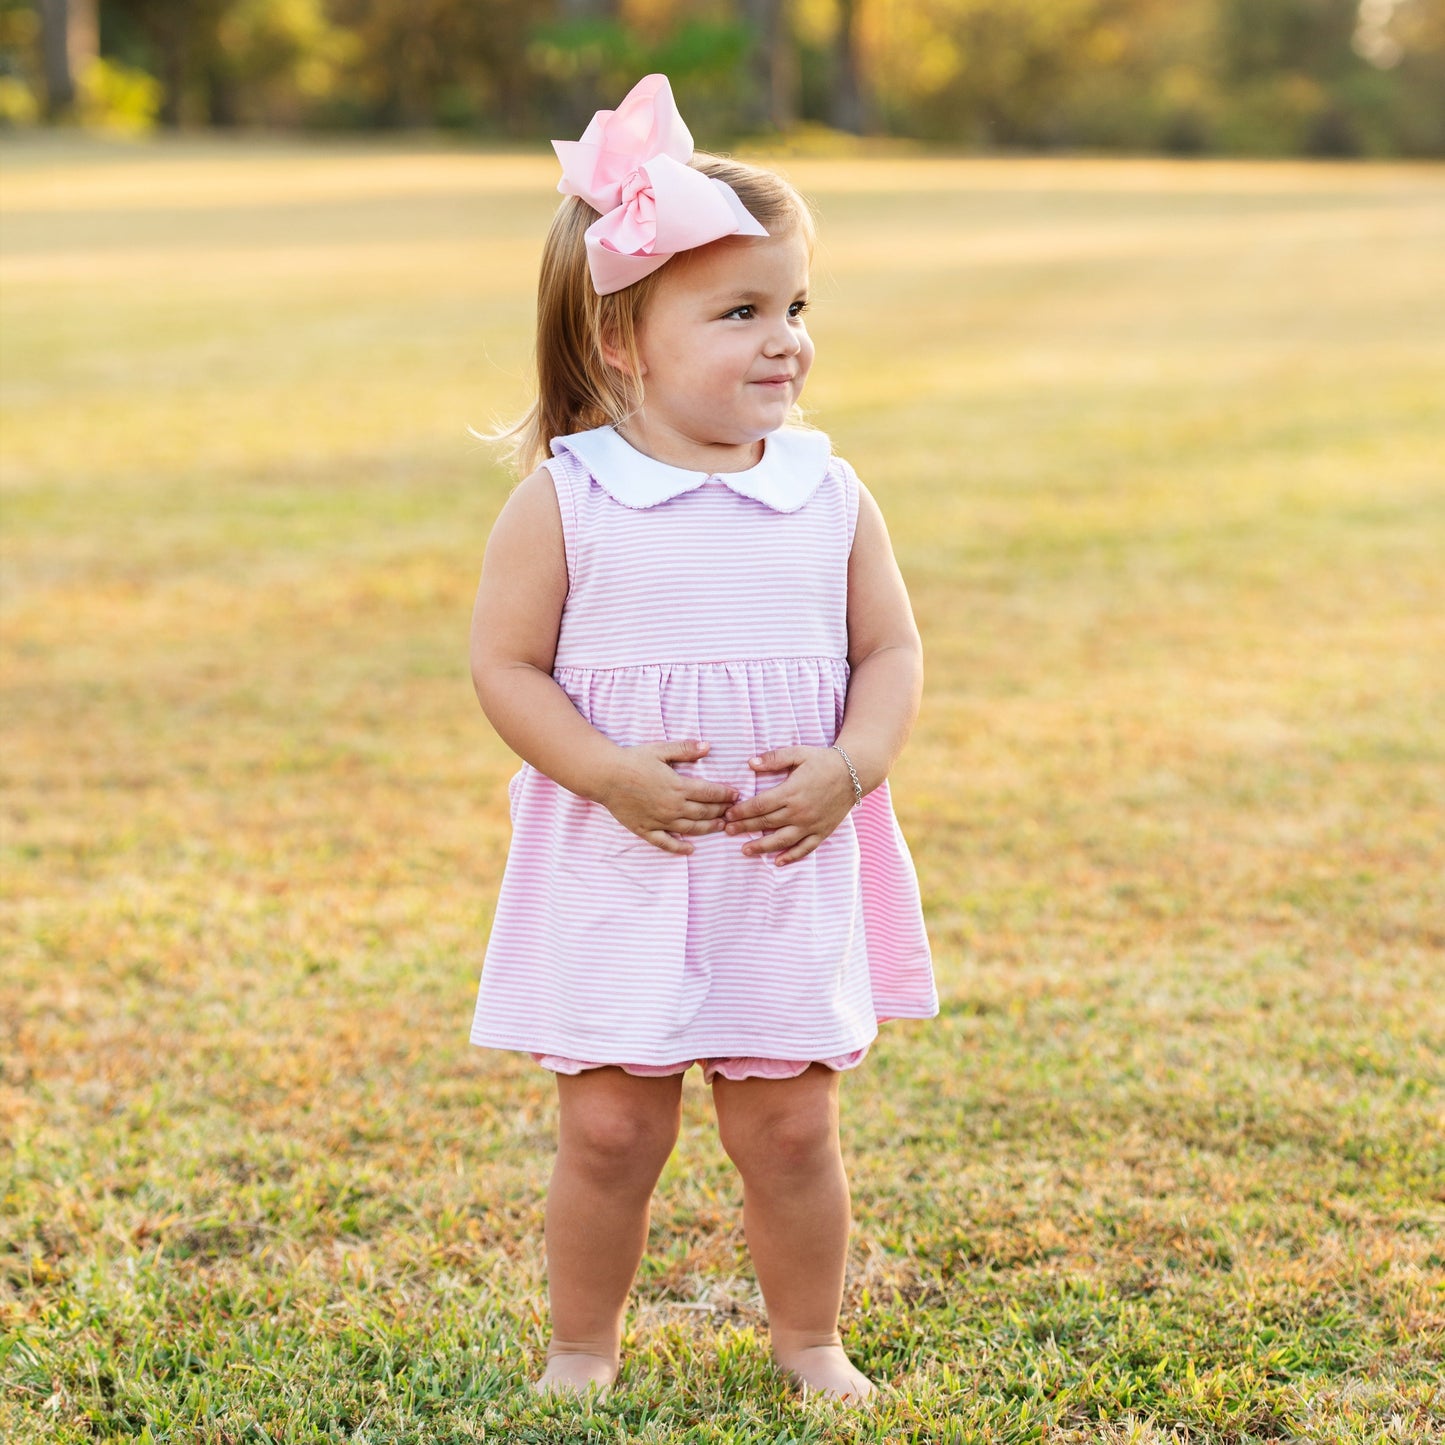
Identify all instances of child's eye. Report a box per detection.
[722,301,810,321]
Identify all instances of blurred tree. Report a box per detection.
[38,0,95,116]
[556,0,622,128]
[1220,0,1357,79]
[863,0,1113,145]
[1216,0,1357,151]
[793,0,874,132]
[1213,0,1445,152]
[1044,0,1226,152]
[526,2,750,141]
[737,0,798,130]
[0,1,43,125]
[104,0,346,126]
[213,0,352,126]
[319,0,602,134]
[829,0,869,131]
[319,0,459,126]
[1360,0,1445,155]
[468,0,551,135]
[959,0,1104,145]
[104,0,222,125]
[524,0,631,134]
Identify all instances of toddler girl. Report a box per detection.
[468,73,937,1404]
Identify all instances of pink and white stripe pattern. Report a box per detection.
[469,425,937,1067]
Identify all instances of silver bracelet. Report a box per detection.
[830,744,864,808]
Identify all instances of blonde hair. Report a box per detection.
[489,152,817,476]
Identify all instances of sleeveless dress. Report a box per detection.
[468,423,937,1069]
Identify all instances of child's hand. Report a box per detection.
[597,740,740,856]
[722,747,859,866]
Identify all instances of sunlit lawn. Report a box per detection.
[2,135,1442,1443]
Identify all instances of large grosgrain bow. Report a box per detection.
[552,73,768,295]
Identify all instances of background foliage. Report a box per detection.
[3,0,1445,155]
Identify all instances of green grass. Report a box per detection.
[2,134,1443,1442]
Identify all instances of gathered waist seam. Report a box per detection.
[553,654,848,674]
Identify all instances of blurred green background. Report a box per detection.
[4,0,1445,156]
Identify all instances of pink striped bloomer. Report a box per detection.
[469,423,937,1071]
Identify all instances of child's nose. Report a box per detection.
[766,325,802,357]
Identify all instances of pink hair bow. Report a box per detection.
[552,73,768,296]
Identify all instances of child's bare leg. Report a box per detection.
[537,1066,684,1393]
[712,1064,874,1403]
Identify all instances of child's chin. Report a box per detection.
[747,393,795,416]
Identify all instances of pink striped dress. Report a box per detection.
[468,423,937,1071]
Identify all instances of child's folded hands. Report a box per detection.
[722,746,859,866]
[596,739,739,855]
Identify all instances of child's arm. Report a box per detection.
[470,467,739,855]
[722,480,923,865]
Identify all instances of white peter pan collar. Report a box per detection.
[550,424,833,513]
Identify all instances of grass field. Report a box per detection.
[2,135,1443,1443]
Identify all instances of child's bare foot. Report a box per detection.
[774,1342,876,1404]
[533,1350,617,1396]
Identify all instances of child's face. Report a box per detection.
[630,226,814,447]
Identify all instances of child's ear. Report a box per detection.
[598,331,646,378]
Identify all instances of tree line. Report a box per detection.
[5,0,1443,156]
